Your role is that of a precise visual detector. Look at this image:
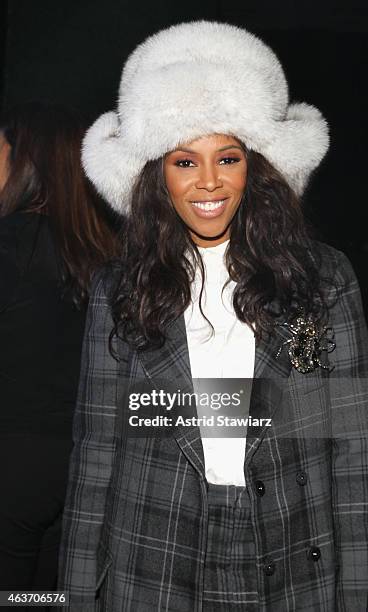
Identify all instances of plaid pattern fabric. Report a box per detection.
[57,242,368,611]
[202,483,259,611]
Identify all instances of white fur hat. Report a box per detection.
[82,20,329,211]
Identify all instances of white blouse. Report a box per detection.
[184,240,255,486]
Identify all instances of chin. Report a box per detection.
[193,225,228,239]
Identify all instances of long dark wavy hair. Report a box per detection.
[110,143,331,351]
[0,102,122,306]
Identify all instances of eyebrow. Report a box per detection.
[172,145,244,154]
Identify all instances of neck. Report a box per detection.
[190,229,230,248]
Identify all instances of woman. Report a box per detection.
[58,22,368,611]
[0,102,120,594]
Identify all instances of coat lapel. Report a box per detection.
[253,320,293,379]
[245,321,292,463]
[137,315,206,480]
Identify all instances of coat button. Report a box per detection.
[254,480,265,497]
[307,546,321,561]
[262,559,275,576]
[296,471,308,486]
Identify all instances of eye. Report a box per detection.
[219,157,241,165]
[174,159,195,168]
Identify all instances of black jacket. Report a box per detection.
[0,211,86,435]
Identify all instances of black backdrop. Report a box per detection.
[1,1,367,314]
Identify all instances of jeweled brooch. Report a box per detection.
[275,312,336,373]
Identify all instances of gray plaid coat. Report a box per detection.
[58,242,368,611]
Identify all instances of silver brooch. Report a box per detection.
[276,312,335,373]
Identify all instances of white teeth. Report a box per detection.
[192,199,225,211]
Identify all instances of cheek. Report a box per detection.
[222,165,247,193]
[164,168,191,201]
[234,168,248,192]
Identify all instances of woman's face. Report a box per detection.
[164,133,247,247]
[0,131,11,192]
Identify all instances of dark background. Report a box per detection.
[1,1,367,313]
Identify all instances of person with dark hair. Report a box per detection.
[0,102,121,594]
[58,22,368,611]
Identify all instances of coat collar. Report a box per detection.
[137,314,292,480]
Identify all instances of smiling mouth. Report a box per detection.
[191,199,227,211]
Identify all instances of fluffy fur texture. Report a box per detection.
[82,21,329,211]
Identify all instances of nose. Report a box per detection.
[195,163,223,191]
